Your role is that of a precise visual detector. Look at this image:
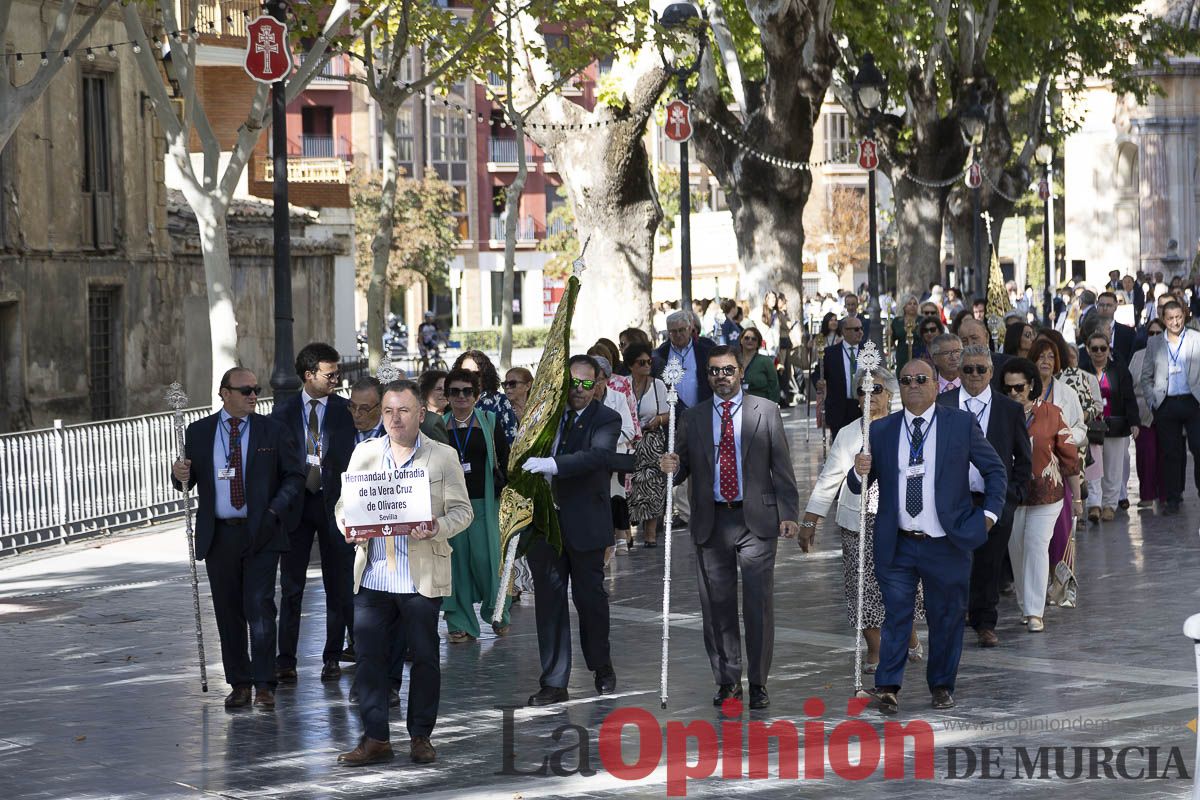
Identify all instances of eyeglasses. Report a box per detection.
[707,366,738,377]
[1088,345,1109,353]
[961,365,991,375]
[501,380,527,389]
[898,374,931,386]
[921,326,939,334]
[632,358,652,367]
[349,402,380,414]
[570,378,596,390]
[316,370,340,382]
[224,385,261,396]
[922,309,940,316]
[856,384,886,396]
[1003,383,1027,395]
[447,387,476,397]
[1148,329,1163,337]
[934,349,962,359]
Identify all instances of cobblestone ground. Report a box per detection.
[2,409,1199,798]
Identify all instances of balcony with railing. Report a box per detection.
[177,0,260,44]
[292,134,353,160]
[262,157,348,183]
[311,54,351,87]
[489,214,537,245]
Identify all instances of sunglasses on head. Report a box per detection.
[899,374,931,386]
[225,385,261,396]
[447,386,476,397]
[1003,383,1027,395]
[501,380,526,389]
[570,378,596,390]
[856,384,886,396]
[708,365,738,377]
[961,365,990,375]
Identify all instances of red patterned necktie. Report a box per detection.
[228,417,246,510]
[718,400,738,503]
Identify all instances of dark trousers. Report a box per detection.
[526,537,611,689]
[353,588,442,742]
[205,521,280,690]
[694,506,777,686]
[1154,395,1200,504]
[827,396,862,438]
[876,534,971,693]
[968,502,1014,632]
[278,491,355,667]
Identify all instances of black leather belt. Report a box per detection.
[217,518,247,526]
[716,501,743,510]
[899,529,930,540]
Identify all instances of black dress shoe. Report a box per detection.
[321,660,342,681]
[876,690,899,715]
[1165,501,1182,516]
[528,686,569,706]
[712,683,743,706]
[224,686,252,709]
[594,665,617,695]
[1118,499,1130,510]
[275,666,298,684]
[340,645,356,663]
[931,687,955,709]
[749,684,769,710]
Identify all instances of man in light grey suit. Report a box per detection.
[1139,300,1200,514]
[660,346,801,710]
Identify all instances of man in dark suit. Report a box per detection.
[660,346,800,710]
[936,346,1031,647]
[813,316,865,437]
[171,367,305,709]
[271,342,357,683]
[1080,291,1136,369]
[653,310,715,409]
[849,358,1006,714]
[521,354,621,706]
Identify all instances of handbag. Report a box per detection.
[1104,415,1127,436]
[1086,418,1107,445]
[1048,530,1078,609]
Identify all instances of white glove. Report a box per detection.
[523,456,559,476]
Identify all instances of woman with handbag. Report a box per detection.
[625,342,669,547]
[1000,359,1080,633]
[1081,331,1140,521]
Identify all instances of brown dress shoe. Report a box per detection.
[337,736,394,767]
[224,686,252,709]
[321,660,342,681]
[254,688,275,708]
[410,736,436,764]
[275,666,298,684]
[976,629,999,648]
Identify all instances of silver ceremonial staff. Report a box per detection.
[165,382,209,692]
[659,357,684,709]
[852,341,881,699]
[1185,614,1200,799]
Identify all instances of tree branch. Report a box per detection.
[703,0,746,112]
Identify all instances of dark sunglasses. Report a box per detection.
[921,326,939,334]
[1003,383,1027,395]
[224,385,261,396]
[632,358,653,367]
[922,309,940,316]
[501,380,527,389]
[961,365,991,375]
[856,384,886,396]
[570,378,596,390]
[1149,329,1164,337]
[707,366,738,377]
[1089,345,1109,353]
[899,374,931,386]
[447,387,476,397]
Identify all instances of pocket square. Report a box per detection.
[256,447,276,453]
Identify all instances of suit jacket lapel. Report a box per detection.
[933,405,947,484]
[701,399,716,473]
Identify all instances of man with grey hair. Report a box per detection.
[937,345,1031,648]
[929,333,964,394]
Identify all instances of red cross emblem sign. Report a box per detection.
[1038,177,1050,201]
[858,138,879,171]
[664,99,693,143]
[966,161,983,189]
[244,16,292,84]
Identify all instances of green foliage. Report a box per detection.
[352,171,458,294]
[452,326,551,350]
[654,166,705,242]
[538,185,578,278]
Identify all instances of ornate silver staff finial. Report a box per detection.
[856,340,881,378]
[981,210,995,246]
[662,356,685,387]
[572,234,592,277]
[165,382,189,412]
[376,364,401,384]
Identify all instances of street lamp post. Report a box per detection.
[960,99,987,300]
[1036,142,1054,324]
[658,2,705,311]
[267,0,300,402]
[852,53,886,351]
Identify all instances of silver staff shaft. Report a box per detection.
[660,396,678,710]
[493,536,519,625]
[166,384,208,693]
[851,342,880,699]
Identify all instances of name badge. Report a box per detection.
[306,454,322,467]
[218,467,237,480]
[1170,364,1183,375]
[461,462,472,474]
[905,463,926,478]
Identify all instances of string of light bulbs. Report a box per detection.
[691,108,856,171]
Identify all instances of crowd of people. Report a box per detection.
[167,267,1200,763]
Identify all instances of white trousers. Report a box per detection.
[1086,436,1131,509]
[1008,503,1061,619]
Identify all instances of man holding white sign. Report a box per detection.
[334,380,473,767]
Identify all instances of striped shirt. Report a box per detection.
[360,436,422,595]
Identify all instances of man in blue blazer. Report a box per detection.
[522,354,622,706]
[171,367,305,709]
[271,343,358,683]
[849,358,1006,713]
[813,317,866,437]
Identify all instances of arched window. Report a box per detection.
[1116,143,1139,196]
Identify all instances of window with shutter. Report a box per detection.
[81,74,115,250]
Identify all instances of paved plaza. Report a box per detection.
[3,410,1200,798]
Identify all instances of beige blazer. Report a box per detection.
[334,436,473,598]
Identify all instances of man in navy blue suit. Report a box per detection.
[271,343,357,684]
[849,358,1006,713]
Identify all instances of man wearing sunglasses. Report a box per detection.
[659,346,800,710]
[521,355,622,706]
[813,316,865,437]
[848,358,1007,714]
[271,342,358,685]
[937,346,1032,648]
[171,368,306,709]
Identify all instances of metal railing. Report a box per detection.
[263,157,348,183]
[180,0,260,40]
[489,214,536,241]
[489,137,519,164]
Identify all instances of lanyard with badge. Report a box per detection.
[303,401,323,468]
[217,417,244,480]
[450,415,476,474]
[902,414,934,479]
[966,396,990,428]
[1168,330,1187,375]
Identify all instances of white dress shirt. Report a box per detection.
[712,391,745,502]
[213,410,250,520]
[960,386,993,494]
[1167,329,1191,397]
[842,343,859,398]
[897,406,948,538]
[360,437,421,595]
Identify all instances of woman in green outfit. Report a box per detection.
[737,326,781,404]
[442,367,511,642]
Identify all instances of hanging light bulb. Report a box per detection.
[132,42,142,54]
[63,50,72,64]
[86,48,95,61]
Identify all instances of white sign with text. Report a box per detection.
[342,467,432,538]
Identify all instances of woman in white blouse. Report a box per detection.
[624,342,670,547]
[800,367,922,673]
